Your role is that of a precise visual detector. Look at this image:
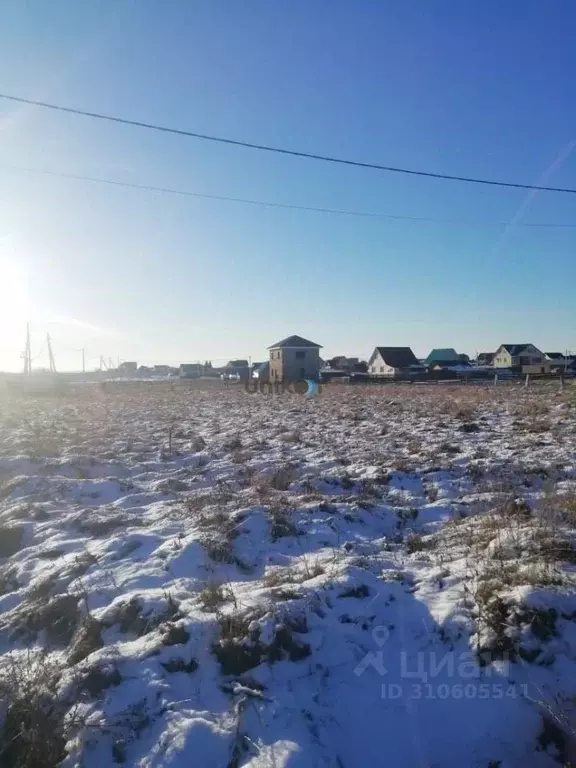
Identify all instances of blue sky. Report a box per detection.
[0,0,575,371]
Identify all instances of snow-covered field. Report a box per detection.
[1,380,576,767]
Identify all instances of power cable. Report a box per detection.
[1,93,576,195]
[2,162,576,229]
[30,345,45,363]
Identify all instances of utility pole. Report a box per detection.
[47,333,56,373]
[23,323,32,374]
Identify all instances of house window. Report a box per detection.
[380,366,384,373]
[295,350,306,359]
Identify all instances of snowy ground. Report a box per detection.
[1,380,576,767]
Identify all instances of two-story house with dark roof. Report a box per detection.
[268,335,322,382]
[493,344,545,370]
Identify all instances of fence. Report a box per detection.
[332,370,575,388]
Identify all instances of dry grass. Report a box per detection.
[0,651,67,768]
[267,499,298,540]
[1,380,576,763]
[437,487,576,661]
[198,581,234,612]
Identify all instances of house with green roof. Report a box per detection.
[424,348,470,368]
[424,348,460,366]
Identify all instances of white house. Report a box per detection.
[368,347,423,377]
[493,344,545,369]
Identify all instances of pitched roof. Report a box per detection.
[424,348,459,365]
[372,346,420,368]
[226,359,249,367]
[268,335,322,349]
[547,354,576,366]
[499,344,531,356]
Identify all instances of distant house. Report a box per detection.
[424,349,470,369]
[522,361,555,375]
[217,359,251,380]
[327,356,359,370]
[222,363,250,380]
[429,359,472,372]
[476,352,495,367]
[546,352,576,366]
[252,361,270,381]
[179,363,203,379]
[368,347,423,377]
[424,348,460,366]
[268,335,322,382]
[493,344,545,370]
[118,361,137,374]
[325,356,368,373]
[541,353,576,374]
[153,365,173,376]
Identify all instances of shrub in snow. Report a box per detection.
[213,610,310,676]
[0,651,67,768]
[162,623,190,646]
[68,617,104,665]
[198,581,229,612]
[161,657,198,674]
[6,594,80,647]
[0,526,23,558]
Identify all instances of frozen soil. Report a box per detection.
[1,380,576,767]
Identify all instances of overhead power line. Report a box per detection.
[2,92,576,195]
[3,162,576,228]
